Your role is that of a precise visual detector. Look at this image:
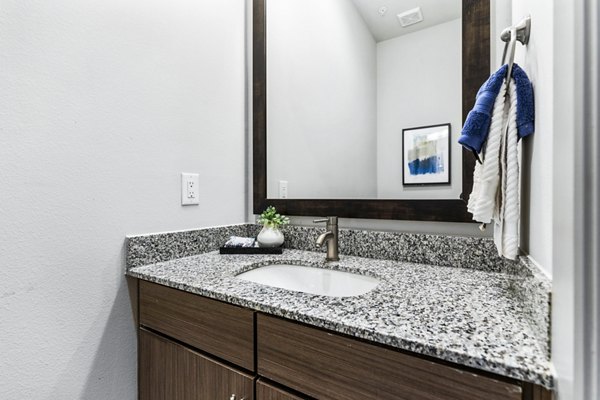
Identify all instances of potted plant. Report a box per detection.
[256,206,290,247]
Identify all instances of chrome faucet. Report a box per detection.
[314,216,339,262]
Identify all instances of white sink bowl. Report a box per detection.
[236,264,379,297]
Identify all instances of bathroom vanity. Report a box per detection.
[136,280,530,400]
[126,228,553,400]
[122,0,556,397]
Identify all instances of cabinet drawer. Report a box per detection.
[140,328,254,400]
[257,314,522,400]
[139,280,254,370]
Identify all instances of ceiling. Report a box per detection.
[351,0,461,42]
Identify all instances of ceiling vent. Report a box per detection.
[397,7,424,27]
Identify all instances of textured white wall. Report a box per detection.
[0,0,246,399]
[266,0,377,199]
[376,18,462,199]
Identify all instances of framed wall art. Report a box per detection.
[402,123,451,186]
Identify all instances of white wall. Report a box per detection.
[266,0,377,199]
[0,0,247,399]
[549,0,581,399]
[376,18,462,199]
[511,1,554,278]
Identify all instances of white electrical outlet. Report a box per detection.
[181,173,200,206]
[279,180,288,199]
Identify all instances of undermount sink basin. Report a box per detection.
[236,264,379,297]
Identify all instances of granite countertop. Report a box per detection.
[126,249,552,388]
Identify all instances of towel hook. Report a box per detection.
[500,15,531,46]
[500,16,531,89]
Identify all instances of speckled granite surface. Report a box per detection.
[274,224,521,274]
[127,223,520,273]
[127,249,553,388]
[127,224,252,269]
[514,257,552,357]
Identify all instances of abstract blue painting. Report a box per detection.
[403,124,450,185]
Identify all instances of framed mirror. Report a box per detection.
[253,0,490,222]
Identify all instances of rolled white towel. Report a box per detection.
[495,79,520,260]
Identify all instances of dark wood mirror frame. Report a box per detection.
[253,0,490,222]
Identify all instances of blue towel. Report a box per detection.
[512,65,535,138]
[459,64,535,155]
[459,65,507,154]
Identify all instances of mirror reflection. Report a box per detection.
[266,0,462,200]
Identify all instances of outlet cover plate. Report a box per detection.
[181,173,200,206]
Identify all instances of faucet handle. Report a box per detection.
[313,217,338,225]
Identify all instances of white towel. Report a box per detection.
[468,77,520,260]
[467,80,508,222]
[495,81,519,259]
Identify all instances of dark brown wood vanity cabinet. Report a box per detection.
[138,281,255,400]
[139,329,254,400]
[257,314,522,400]
[136,280,552,400]
[139,280,254,370]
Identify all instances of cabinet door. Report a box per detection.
[140,329,254,400]
[256,380,307,400]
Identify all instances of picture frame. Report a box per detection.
[402,123,451,186]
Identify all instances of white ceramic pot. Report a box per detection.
[257,225,284,247]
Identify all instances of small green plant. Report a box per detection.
[258,206,290,228]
